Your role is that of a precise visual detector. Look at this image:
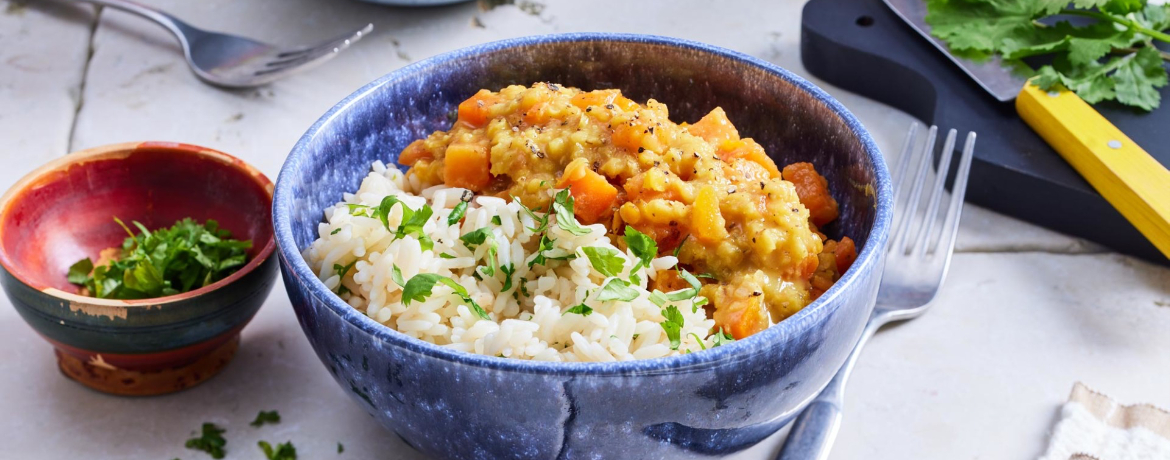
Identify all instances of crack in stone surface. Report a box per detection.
[66,4,100,153]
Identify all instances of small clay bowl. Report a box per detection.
[0,142,276,396]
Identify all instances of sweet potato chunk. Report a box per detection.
[691,185,728,244]
[457,90,498,129]
[556,158,617,224]
[783,162,839,227]
[398,139,432,166]
[443,143,491,192]
[686,107,740,144]
[835,236,857,274]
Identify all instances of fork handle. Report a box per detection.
[68,0,197,44]
[776,318,881,460]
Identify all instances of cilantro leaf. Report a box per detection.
[68,218,251,299]
[500,263,516,291]
[711,327,735,347]
[581,247,625,278]
[514,197,550,233]
[448,200,468,225]
[250,410,281,427]
[391,264,405,287]
[596,278,639,302]
[564,303,593,316]
[926,0,1170,111]
[623,226,658,267]
[1113,46,1168,110]
[460,228,493,249]
[552,189,591,235]
[67,258,93,285]
[185,423,227,459]
[491,215,502,225]
[401,273,490,320]
[258,440,297,460]
[660,306,684,350]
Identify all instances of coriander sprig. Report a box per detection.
[925,0,1170,110]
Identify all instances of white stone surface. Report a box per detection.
[0,0,1166,459]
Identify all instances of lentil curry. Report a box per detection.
[399,83,856,339]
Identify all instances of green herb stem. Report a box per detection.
[1058,9,1170,44]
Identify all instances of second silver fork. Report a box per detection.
[776,123,977,460]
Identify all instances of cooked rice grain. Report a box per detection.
[303,161,718,361]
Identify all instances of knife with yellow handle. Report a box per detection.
[1017,83,1170,258]
[885,0,1170,260]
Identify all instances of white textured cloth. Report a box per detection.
[1040,383,1170,460]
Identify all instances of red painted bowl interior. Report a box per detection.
[0,145,273,295]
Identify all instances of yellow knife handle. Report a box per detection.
[1016,81,1170,259]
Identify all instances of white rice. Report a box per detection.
[302,161,720,361]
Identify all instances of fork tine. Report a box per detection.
[889,125,937,255]
[890,122,920,185]
[275,23,373,59]
[913,129,957,255]
[932,132,976,255]
[260,24,372,74]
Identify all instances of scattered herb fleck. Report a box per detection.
[185,423,227,459]
[258,440,297,460]
[448,200,469,225]
[660,306,684,350]
[565,303,593,316]
[250,410,280,427]
[596,278,639,302]
[401,273,490,320]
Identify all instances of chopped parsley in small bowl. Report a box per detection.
[0,141,277,396]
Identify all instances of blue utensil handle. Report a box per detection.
[776,399,843,460]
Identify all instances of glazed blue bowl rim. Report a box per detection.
[275,32,893,376]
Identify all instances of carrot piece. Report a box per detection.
[782,162,839,227]
[522,101,550,125]
[834,236,857,274]
[691,185,728,244]
[570,90,637,111]
[720,139,781,178]
[556,158,618,223]
[686,107,740,144]
[456,90,498,129]
[398,139,432,166]
[443,143,491,192]
[712,289,770,339]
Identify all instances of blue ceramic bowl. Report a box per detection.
[275,33,892,459]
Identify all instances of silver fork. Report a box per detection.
[776,123,977,460]
[71,0,373,88]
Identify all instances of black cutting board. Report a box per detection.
[801,0,1169,264]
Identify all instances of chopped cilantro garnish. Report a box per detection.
[448,200,468,225]
[565,303,593,316]
[660,306,684,350]
[690,332,707,350]
[460,227,493,249]
[514,197,550,233]
[330,228,342,235]
[552,189,591,235]
[491,215,503,225]
[596,278,639,302]
[696,272,718,280]
[527,234,576,268]
[664,269,702,302]
[581,247,625,278]
[692,295,709,313]
[672,234,687,258]
[185,423,227,459]
[439,253,456,259]
[391,264,405,287]
[401,273,490,320]
[500,263,516,291]
[250,410,281,427]
[624,226,658,267]
[630,272,642,285]
[480,243,498,277]
[258,440,297,460]
[365,196,435,250]
[333,261,356,294]
[68,217,251,299]
[337,442,345,454]
[649,290,669,307]
[67,258,92,285]
[711,328,735,347]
